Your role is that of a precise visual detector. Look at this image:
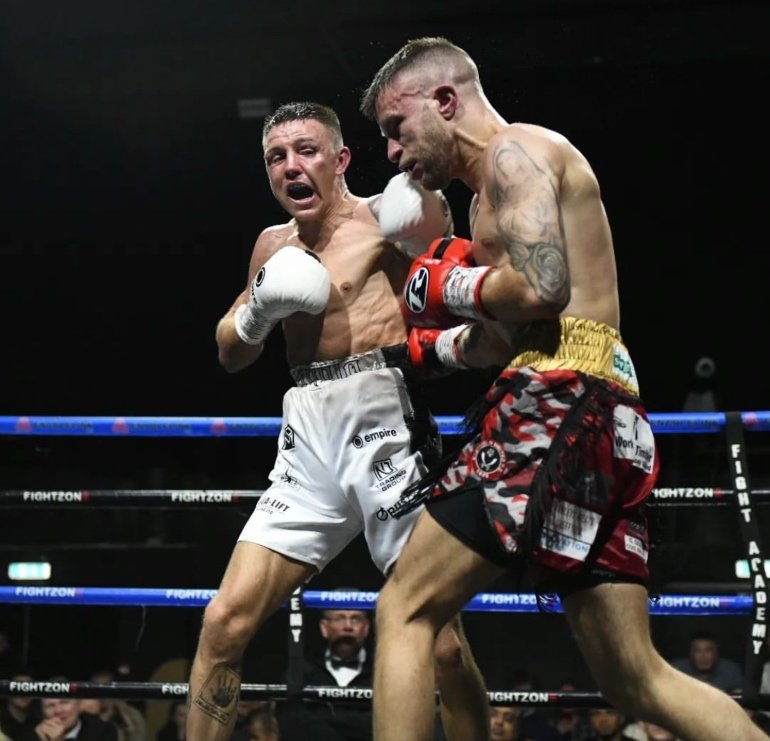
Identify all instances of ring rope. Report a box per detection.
[0,680,767,710]
[0,486,765,507]
[1,411,769,437]
[4,411,768,713]
[0,587,756,615]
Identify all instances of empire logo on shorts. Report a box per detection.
[282,426,295,451]
[352,428,398,448]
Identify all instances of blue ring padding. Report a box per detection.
[0,587,754,615]
[0,412,768,437]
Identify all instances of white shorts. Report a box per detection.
[238,347,441,575]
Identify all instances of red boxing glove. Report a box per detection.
[402,237,495,329]
[424,235,475,265]
[407,325,470,378]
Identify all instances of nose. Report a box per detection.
[284,150,302,176]
[387,138,403,165]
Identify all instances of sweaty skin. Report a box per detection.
[375,79,619,355]
[362,38,770,741]
[470,123,619,343]
[187,111,492,741]
[217,119,410,372]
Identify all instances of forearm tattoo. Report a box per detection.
[492,140,569,307]
[193,661,241,725]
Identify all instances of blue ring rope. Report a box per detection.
[0,587,754,615]
[0,412,769,437]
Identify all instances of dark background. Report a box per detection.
[1,0,769,702]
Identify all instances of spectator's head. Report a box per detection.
[588,707,626,739]
[688,632,719,673]
[490,705,520,740]
[246,707,279,741]
[319,608,370,659]
[6,671,37,716]
[40,697,80,733]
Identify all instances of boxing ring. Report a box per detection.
[0,412,768,711]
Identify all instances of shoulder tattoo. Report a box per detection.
[491,139,569,307]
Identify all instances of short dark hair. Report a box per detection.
[690,631,717,644]
[262,101,343,150]
[359,36,470,120]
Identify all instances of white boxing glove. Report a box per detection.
[377,172,454,257]
[234,245,330,345]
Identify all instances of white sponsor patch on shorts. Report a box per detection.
[613,405,655,473]
[611,343,639,393]
[255,495,291,515]
[624,533,648,562]
[539,500,600,562]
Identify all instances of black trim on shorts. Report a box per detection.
[426,485,511,568]
[536,565,648,599]
[427,485,649,598]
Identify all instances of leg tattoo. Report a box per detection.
[193,662,241,725]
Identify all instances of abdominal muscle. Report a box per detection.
[283,215,410,367]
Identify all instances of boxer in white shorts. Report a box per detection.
[240,353,438,575]
[185,102,492,741]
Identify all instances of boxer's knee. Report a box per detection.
[433,622,466,675]
[200,594,258,659]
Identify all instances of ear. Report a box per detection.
[336,146,352,175]
[319,619,330,640]
[434,85,458,120]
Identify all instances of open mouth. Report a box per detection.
[287,183,315,201]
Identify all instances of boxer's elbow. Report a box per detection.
[218,343,262,373]
[216,319,262,372]
[483,265,568,322]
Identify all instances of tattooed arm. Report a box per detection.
[475,130,570,322]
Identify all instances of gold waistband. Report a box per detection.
[507,317,639,395]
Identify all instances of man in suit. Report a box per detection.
[278,605,373,741]
[19,694,118,741]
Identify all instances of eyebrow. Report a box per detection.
[264,137,320,156]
